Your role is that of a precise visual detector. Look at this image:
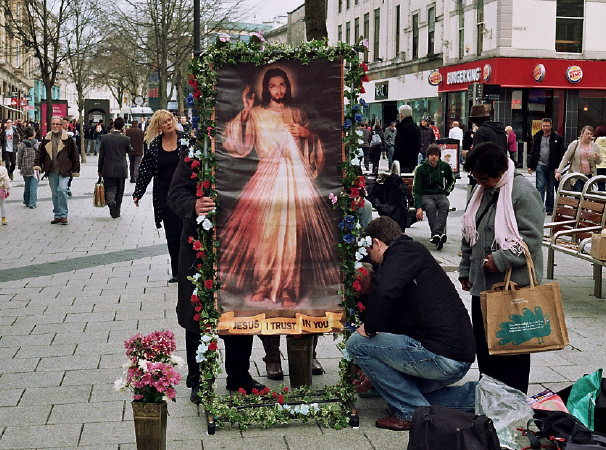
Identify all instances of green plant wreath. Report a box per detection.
[185,36,371,430]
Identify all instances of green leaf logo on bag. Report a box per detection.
[496,307,551,345]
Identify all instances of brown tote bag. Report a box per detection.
[480,243,569,356]
[94,177,106,207]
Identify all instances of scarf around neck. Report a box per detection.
[462,159,523,254]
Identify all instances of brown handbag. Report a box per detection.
[94,177,106,207]
[480,243,569,355]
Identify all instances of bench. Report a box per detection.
[543,173,606,297]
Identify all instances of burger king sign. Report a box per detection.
[428,71,442,86]
[566,66,583,84]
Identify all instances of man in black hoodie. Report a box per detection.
[346,216,476,431]
[469,104,507,153]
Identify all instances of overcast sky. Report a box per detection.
[239,0,305,23]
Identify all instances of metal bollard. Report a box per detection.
[286,334,314,387]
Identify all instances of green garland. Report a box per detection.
[186,36,370,429]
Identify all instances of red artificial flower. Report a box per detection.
[352,280,362,292]
[357,301,366,312]
[204,279,213,290]
[192,241,202,251]
[262,387,270,395]
[191,160,200,169]
[360,85,366,94]
[277,394,284,405]
[252,388,259,395]
[193,90,201,100]
[362,74,370,83]
[194,306,202,312]
[360,62,369,72]
[196,251,205,259]
[190,172,197,179]
[184,156,191,163]
[272,391,278,398]
[238,388,247,395]
[193,313,200,322]
[202,180,211,189]
[204,323,213,332]
[350,187,360,197]
[351,200,357,210]
[356,176,366,187]
[196,263,202,270]
[188,236,194,243]
[357,267,369,277]
[196,187,203,198]
[191,294,200,304]
[359,198,365,208]
[188,74,198,89]
[282,387,289,393]
[208,341,218,351]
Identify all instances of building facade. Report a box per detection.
[327,0,606,146]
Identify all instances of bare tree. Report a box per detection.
[305,0,328,41]
[64,0,103,162]
[1,0,71,131]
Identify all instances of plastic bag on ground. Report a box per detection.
[475,375,534,450]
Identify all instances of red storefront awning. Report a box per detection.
[437,57,606,92]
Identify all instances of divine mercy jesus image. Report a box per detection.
[215,61,343,312]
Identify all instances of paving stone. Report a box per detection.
[0,423,82,448]
[52,331,110,345]
[32,322,86,335]
[0,405,52,426]
[0,371,64,390]
[0,389,23,407]
[19,385,92,406]
[78,420,135,446]
[48,400,124,424]
[36,355,99,372]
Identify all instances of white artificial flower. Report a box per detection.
[138,360,148,372]
[358,247,368,256]
[351,157,360,166]
[357,139,364,145]
[309,403,319,412]
[355,251,363,261]
[122,361,132,369]
[196,214,206,224]
[201,334,213,343]
[180,139,190,146]
[356,130,363,136]
[188,148,196,158]
[354,261,363,269]
[170,355,185,367]
[113,377,127,392]
[192,273,201,281]
[299,404,310,415]
[202,218,213,230]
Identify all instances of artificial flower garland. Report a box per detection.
[184,37,371,429]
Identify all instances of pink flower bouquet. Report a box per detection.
[114,330,184,404]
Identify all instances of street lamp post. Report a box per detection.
[194,0,200,55]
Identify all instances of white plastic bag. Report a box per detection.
[475,375,534,450]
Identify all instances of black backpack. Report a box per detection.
[367,173,410,230]
[528,410,606,450]
[407,405,500,450]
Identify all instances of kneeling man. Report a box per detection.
[347,216,476,431]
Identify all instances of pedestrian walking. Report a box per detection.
[125,120,145,183]
[17,127,39,209]
[1,119,21,180]
[33,116,80,225]
[0,155,9,225]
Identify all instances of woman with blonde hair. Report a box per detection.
[556,125,601,192]
[133,110,194,282]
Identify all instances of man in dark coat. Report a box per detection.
[469,104,507,153]
[527,118,565,214]
[167,155,266,402]
[125,120,145,183]
[393,105,421,173]
[97,117,132,218]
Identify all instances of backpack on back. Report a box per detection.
[370,131,382,147]
[407,405,500,450]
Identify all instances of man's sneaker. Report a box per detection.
[437,234,447,250]
[60,218,68,225]
[50,218,61,224]
[1,217,6,225]
[430,235,440,245]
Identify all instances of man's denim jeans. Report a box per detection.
[47,173,69,218]
[535,164,555,212]
[347,332,476,421]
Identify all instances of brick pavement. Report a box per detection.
[0,158,605,449]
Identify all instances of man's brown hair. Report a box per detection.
[364,216,402,246]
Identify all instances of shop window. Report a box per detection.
[428,6,435,55]
[395,5,400,56]
[578,90,606,136]
[412,13,419,59]
[338,25,342,42]
[355,18,360,43]
[346,21,351,44]
[373,8,380,61]
[458,0,465,59]
[476,0,484,55]
[363,13,369,61]
[555,0,583,53]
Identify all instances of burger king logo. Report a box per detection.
[566,66,583,83]
[533,64,545,82]
[482,64,492,82]
[428,71,442,86]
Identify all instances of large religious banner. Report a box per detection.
[213,59,345,335]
